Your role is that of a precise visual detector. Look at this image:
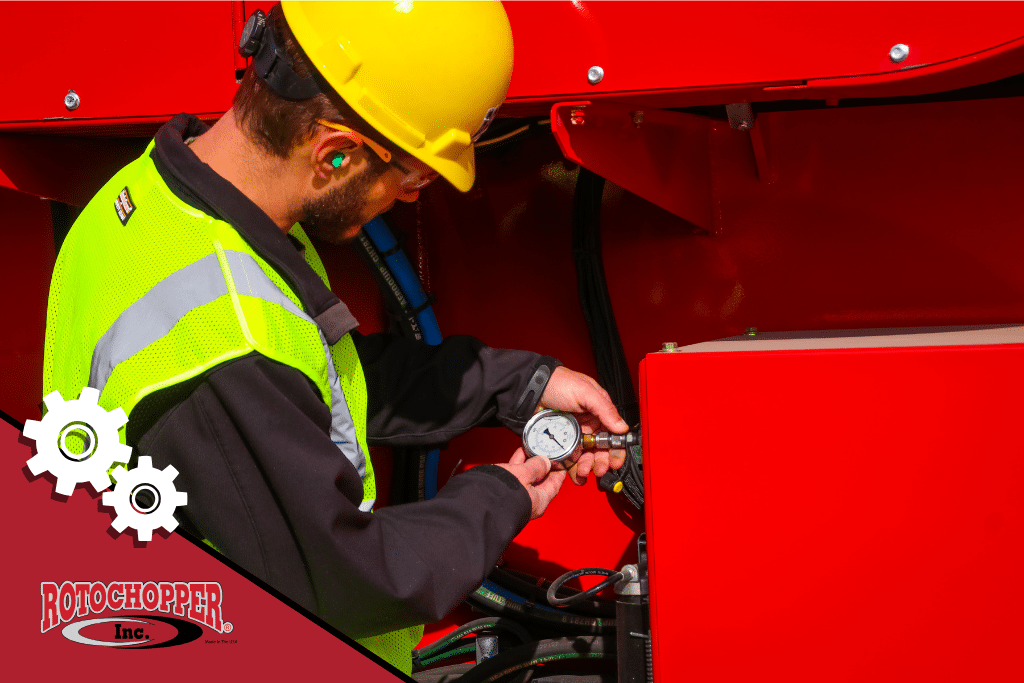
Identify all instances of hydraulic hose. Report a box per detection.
[415,668,615,683]
[418,645,476,668]
[363,217,442,346]
[571,170,638,427]
[414,618,533,668]
[469,582,614,635]
[358,217,444,500]
[571,168,645,510]
[413,661,476,683]
[491,567,615,618]
[452,636,615,683]
[546,568,624,608]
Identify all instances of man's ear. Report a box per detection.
[311,130,361,179]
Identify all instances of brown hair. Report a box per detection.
[232,4,396,170]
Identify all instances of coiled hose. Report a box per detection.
[545,568,624,608]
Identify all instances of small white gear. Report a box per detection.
[23,388,132,496]
[101,456,187,542]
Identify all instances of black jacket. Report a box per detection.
[132,114,558,638]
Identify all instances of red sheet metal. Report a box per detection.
[2,1,1022,130]
[504,1,1024,112]
[2,2,238,129]
[550,100,751,232]
[0,188,55,423]
[641,329,1024,681]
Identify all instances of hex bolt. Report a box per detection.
[587,65,604,85]
[889,44,909,64]
[745,327,758,336]
[661,342,678,352]
[64,89,81,111]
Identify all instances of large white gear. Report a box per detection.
[23,388,132,496]
[101,456,187,542]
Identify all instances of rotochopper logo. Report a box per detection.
[41,581,231,648]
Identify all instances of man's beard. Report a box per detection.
[299,164,385,244]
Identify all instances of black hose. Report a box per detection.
[414,618,533,665]
[490,567,615,619]
[545,569,624,608]
[468,584,614,635]
[412,661,476,683]
[355,227,432,506]
[454,637,615,683]
[571,168,645,511]
[571,169,639,428]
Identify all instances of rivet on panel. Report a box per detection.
[889,44,910,64]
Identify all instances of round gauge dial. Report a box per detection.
[522,409,581,462]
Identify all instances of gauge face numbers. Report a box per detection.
[523,410,581,462]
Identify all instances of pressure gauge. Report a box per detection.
[522,409,582,463]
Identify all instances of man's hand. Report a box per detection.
[496,448,567,520]
[538,366,630,485]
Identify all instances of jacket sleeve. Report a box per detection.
[136,353,533,639]
[351,330,561,447]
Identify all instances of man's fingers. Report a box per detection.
[608,447,627,469]
[581,395,629,434]
[508,447,527,466]
[533,467,567,505]
[521,453,552,483]
[574,453,594,482]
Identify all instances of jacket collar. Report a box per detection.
[150,113,357,344]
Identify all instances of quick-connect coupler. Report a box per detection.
[582,431,639,450]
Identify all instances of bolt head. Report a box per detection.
[889,44,909,64]
[661,342,678,352]
[587,65,604,85]
[64,90,80,111]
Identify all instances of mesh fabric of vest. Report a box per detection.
[43,142,421,673]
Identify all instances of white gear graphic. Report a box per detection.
[102,456,188,542]
[23,388,132,496]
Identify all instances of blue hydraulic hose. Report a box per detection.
[362,217,443,499]
[363,218,443,346]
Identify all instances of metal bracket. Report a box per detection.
[726,103,778,184]
[551,100,755,234]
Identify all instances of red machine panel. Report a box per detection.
[0,2,239,129]
[504,1,1024,111]
[641,326,1024,682]
[3,2,1023,130]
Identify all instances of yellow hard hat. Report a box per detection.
[281,0,513,192]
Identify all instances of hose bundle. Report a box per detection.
[571,168,645,510]
[413,636,615,683]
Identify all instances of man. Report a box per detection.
[43,1,628,674]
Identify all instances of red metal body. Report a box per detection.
[2,2,240,129]
[641,329,1024,681]
[3,0,1024,674]
[504,2,1024,115]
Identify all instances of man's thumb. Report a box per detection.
[521,454,553,484]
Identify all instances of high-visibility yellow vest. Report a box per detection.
[43,140,423,672]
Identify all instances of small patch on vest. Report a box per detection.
[114,187,135,225]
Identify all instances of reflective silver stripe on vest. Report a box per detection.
[90,249,369,487]
[90,252,227,392]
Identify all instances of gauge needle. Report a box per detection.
[543,428,563,447]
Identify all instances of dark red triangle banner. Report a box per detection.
[1,413,405,681]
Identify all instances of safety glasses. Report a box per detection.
[317,119,439,193]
